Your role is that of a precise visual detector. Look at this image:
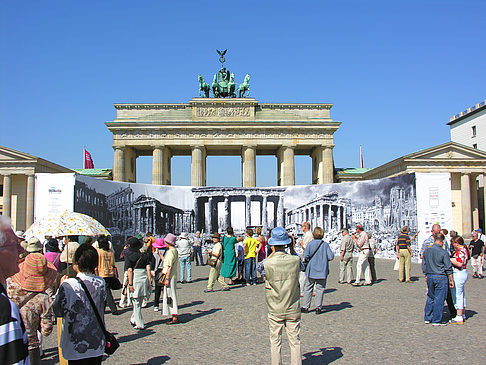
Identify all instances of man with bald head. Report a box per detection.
[0,215,29,364]
[420,224,449,259]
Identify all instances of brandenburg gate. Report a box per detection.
[106,51,340,187]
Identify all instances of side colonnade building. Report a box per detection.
[106,98,340,187]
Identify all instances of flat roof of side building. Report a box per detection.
[448,99,486,125]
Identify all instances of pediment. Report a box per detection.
[405,142,486,161]
[0,145,37,162]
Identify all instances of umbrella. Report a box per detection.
[25,210,110,240]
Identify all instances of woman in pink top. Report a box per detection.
[44,238,61,270]
[450,236,469,324]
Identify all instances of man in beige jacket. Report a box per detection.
[263,227,302,365]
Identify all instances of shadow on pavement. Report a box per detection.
[303,346,343,364]
[323,301,352,312]
[324,288,337,294]
[373,278,387,284]
[178,308,222,323]
[465,309,478,319]
[117,328,155,343]
[131,355,171,365]
[179,300,204,309]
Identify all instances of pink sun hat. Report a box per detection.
[153,238,167,249]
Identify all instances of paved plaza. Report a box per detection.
[41,259,485,364]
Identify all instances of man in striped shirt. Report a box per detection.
[0,215,29,365]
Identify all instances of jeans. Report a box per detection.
[179,256,191,281]
[452,269,468,310]
[244,257,256,284]
[193,246,204,265]
[424,274,448,323]
[368,256,377,282]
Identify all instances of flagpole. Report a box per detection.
[83,146,85,169]
[360,145,364,168]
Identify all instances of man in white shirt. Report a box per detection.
[352,224,372,286]
[298,222,314,294]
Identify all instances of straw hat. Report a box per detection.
[60,241,80,263]
[25,237,43,253]
[11,253,57,292]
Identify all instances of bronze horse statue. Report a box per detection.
[238,74,250,98]
[198,74,210,98]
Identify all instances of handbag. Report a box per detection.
[302,240,324,272]
[207,255,218,267]
[75,277,120,355]
[156,271,168,286]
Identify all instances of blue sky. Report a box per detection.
[1,0,485,186]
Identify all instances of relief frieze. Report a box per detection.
[115,130,328,140]
[195,106,251,118]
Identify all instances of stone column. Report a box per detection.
[328,205,332,232]
[2,174,12,218]
[320,204,325,229]
[194,197,200,232]
[279,146,295,186]
[224,196,230,228]
[484,174,486,231]
[191,146,206,187]
[343,207,347,229]
[471,174,479,229]
[277,196,285,227]
[311,148,321,184]
[461,173,472,238]
[322,146,334,184]
[245,195,251,228]
[152,147,165,185]
[261,195,268,233]
[242,146,256,187]
[337,206,342,231]
[113,147,125,182]
[164,147,172,185]
[26,174,35,228]
[208,197,214,233]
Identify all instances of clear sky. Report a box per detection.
[1,0,485,186]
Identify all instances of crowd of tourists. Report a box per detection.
[1,211,484,364]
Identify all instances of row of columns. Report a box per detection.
[2,174,35,229]
[459,172,486,239]
[113,144,335,187]
[288,203,347,232]
[194,194,284,234]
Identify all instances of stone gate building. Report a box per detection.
[106,98,340,187]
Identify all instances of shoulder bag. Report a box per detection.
[75,277,119,355]
[303,240,324,272]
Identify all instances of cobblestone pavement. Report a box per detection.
[41,259,486,364]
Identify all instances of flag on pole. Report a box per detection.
[83,148,94,169]
[360,145,364,168]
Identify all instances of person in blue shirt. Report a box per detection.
[301,227,334,314]
[420,224,449,258]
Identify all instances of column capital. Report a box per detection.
[113,145,125,151]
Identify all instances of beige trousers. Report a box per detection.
[268,312,302,365]
[207,260,228,289]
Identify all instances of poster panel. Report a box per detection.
[74,173,419,260]
[415,172,453,256]
[34,173,75,220]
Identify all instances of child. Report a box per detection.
[236,235,245,283]
[243,229,260,286]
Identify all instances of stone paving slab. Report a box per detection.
[41,259,486,364]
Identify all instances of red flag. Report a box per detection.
[360,145,364,168]
[84,149,94,169]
